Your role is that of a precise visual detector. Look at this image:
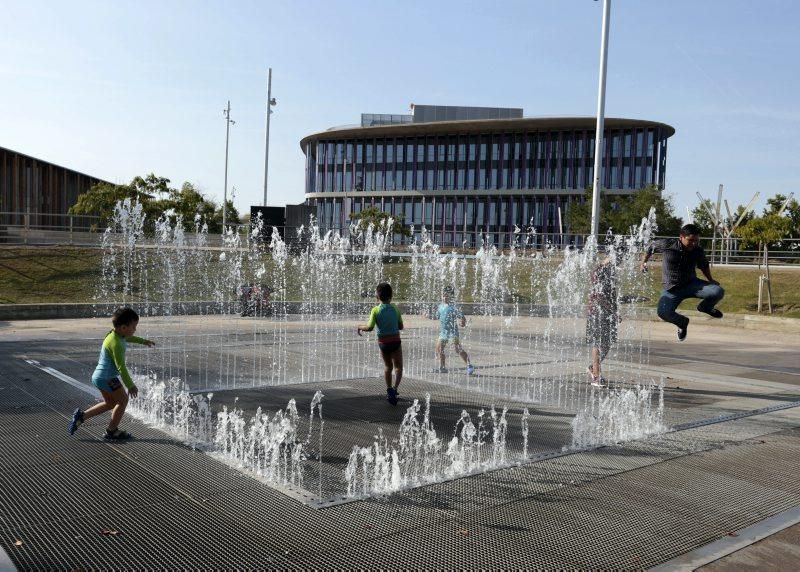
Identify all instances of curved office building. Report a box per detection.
[301,105,674,247]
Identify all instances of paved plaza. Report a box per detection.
[1,315,800,569]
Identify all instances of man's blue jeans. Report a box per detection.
[657,278,725,329]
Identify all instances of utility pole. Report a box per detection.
[590,0,610,239]
[263,68,277,206]
[223,100,235,231]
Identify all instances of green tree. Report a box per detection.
[690,199,716,234]
[350,206,412,237]
[69,173,171,224]
[689,200,754,242]
[568,185,682,236]
[208,200,241,234]
[736,214,792,249]
[727,204,755,230]
[764,194,800,239]
[158,182,218,231]
[70,174,238,234]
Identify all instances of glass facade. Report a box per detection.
[303,122,671,247]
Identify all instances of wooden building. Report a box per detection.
[0,146,112,229]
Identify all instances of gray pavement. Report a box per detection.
[1,316,800,569]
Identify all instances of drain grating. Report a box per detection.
[4,348,800,569]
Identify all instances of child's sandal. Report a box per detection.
[104,429,132,440]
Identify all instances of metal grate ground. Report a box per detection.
[3,342,800,568]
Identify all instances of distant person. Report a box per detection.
[68,307,156,439]
[586,251,621,388]
[435,286,474,375]
[357,282,404,406]
[640,223,724,341]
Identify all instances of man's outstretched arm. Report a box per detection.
[640,239,664,272]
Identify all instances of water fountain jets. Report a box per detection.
[344,394,517,497]
[98,200,667,504]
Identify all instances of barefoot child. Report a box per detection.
[69,307,155,439]
[435,286,473,374]
[586,252,620,388]
[357,282,403,406]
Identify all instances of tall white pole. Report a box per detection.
[711,183,723,265]
[223,100,233,230]
[263,68,274,206]
[590,0,611,238]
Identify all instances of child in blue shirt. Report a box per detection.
[435,286,473,375]
[69,307,155,439]
[357,282,404,405]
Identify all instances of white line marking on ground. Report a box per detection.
[23,359,100,398]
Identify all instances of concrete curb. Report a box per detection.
[650,505,800,571]
[1,301,799,333]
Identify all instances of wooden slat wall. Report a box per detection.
[0,147,110,227]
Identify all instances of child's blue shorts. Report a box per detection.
[92,376,123,393]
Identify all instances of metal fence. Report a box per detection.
[1,211,798,265]
[0,211,104,246]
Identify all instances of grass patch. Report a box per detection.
[1,246,798,318]
[651,266,800,318]
[0,247,102,304]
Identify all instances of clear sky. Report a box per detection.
[1,0,797,218]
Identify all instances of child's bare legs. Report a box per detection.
[107,386,129,431]
[380,350,394,389]
[82,391,115,421]
[391,347,403,390]
[436,339,446,368]
[453,342,470,366]
[591,347,602,378]
[591,343,609,378]
[84,387,129,431]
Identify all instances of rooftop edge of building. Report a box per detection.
[301,116,676,150]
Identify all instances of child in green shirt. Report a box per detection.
[69,307,155,439]
[357,282,404,406]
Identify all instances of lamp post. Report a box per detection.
[222,100,235,231]
[263,68,277,206]
[590,0,611,239]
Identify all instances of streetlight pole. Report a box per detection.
[263,68,277,206]
[223,100,235,230]
[590,0,611,239]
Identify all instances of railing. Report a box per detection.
[0,211,103,246]
[1,212,797,265]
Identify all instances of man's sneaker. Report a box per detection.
[677,325,688,341]
[68,409,84,435]
[437,367,449,374]
[697,305,723,319]
[466,365,475,375]
[386,387,398,406]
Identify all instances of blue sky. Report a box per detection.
[1,0,797,218]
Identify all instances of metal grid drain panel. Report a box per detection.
[2,498,292,570]
[3,349,800,569]
[0,456,184,530]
